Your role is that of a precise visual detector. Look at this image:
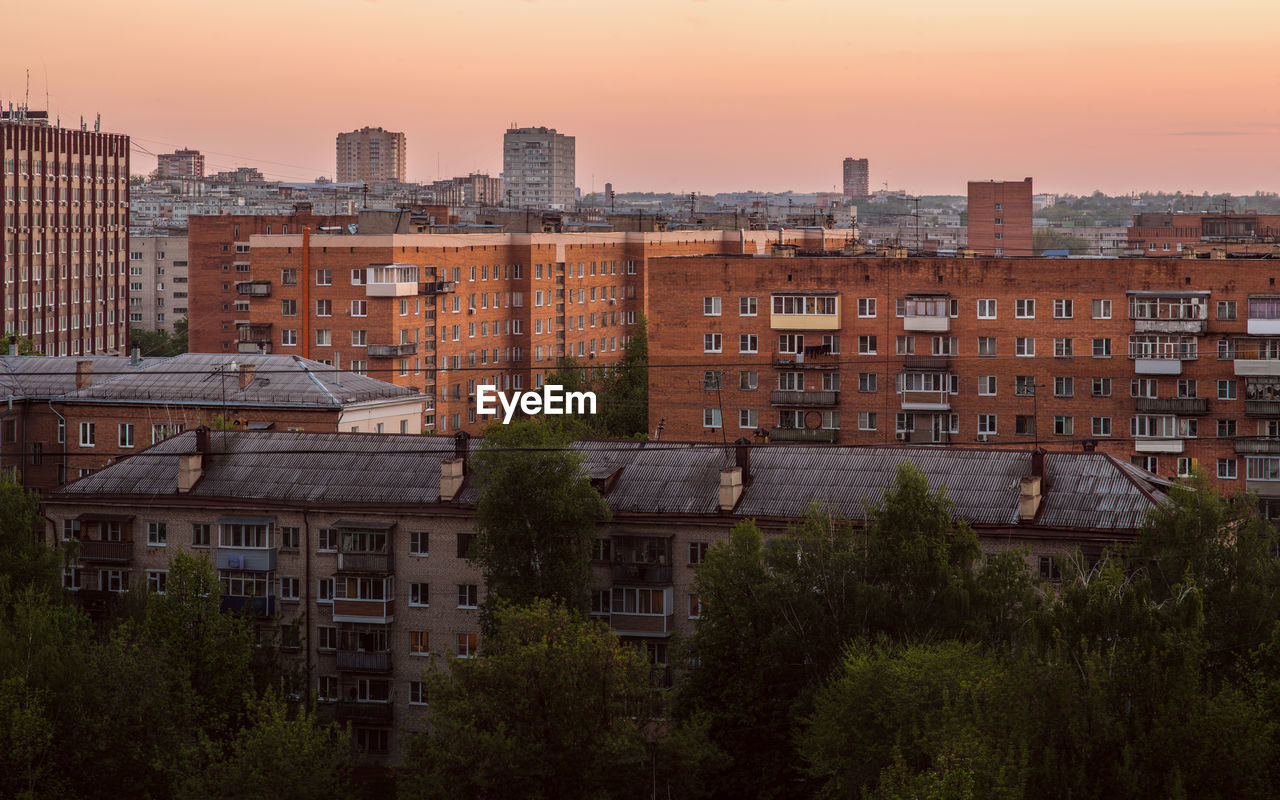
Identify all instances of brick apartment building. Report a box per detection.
[0,352,421,493]
[1,110,130,355]
[647,252,1280,505]
[967,178,1033,256]
[46,429,1167,763]
[226,228,841,434]
[1127,212,1280,256]
[336,127,407,184]
[187,209,356,353]
[156,148,204,180]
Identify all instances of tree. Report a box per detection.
[0,473,61,603]
[1032,229,1091,254]
[130,322,187,358]
[175,690,352,800]
[0,333,42,356]
[598,312,648,437]
[471,420,609,615]
[398,599,650,800]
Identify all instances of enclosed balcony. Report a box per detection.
[216,547,277,572]
[769,426,838,443]
[333,598,394,624]
[901,294,951,333]
[1233,339,1280,377]
[1235,438,1280,455]
[336,521,394,574]
[336,649,394,673]
[220,595,277,616]
[769,389,838,407]
[236,281,272,297]
[1247,296,1280,335]
[610,612,677,637]
[769,292,840,331]
[365,264,420,297]
[1129,335,1197,375]
[335,700,393,724]
[367,343,417,358]
[609,585,675,637]
[421,280,457,296]
[1127,291,1209,335]
[611,535,673,585]
[236,323,272,354]
[1246,456,1280,497]
[75,514,135,563]
[898,372,952,411]
[1133,397,1208,415]
[903,354,950,371]
[216,517,277,571]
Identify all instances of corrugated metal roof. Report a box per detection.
[55,434,1166,532]
[0,356,150,400]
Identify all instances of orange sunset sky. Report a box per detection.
[3,0,1279,196]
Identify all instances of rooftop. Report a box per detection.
[55,432,1167,532]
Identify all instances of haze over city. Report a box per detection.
[4,0,1279,195]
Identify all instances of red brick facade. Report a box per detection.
[967,178,1033,257]
[647,253,1280,498]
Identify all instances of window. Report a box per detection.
[688,595,703,619]
[147,570,168,594]
[896,335,915,355]
[1092,299,1111,319]
[1038,556,1060,581]
[1015,299,1035,319]
[118,423,134,448]
[1015,376,1036,396]
[978,376,997,396]
[351,330,367,347]
[79,421,95,447]
[739,297,757,316]
[858,298,876,317]
[315,330,331,347]
[1054,299,1073,319]
[977,337,997,357]
[1016,415,1035,436]
[315,269,331,286]
[703,296,721,316]
[703,333,722,353]
[1218,458,1238,479]
[1131,379,1158,399]
[1054,338,1073,357]
[1092,338,1111,358]
[456,633,479,658]
[1177,379,1197,399]
[280,577,299,601]
[410,583,429,606]
[1016,337,1034,357]
[977,414,997,435]
[281,329,298,346]
[457,584,478,608]
[1054,377,1073,398]
[409,531,429,556]
[591,538,612,561]
[1176,458,1194,478]
[739,371,758,390]
[190,523,210,548]
[1053,416,1074,435]
[977,299,997,319]
[772,295,837,316]
[351,300,367,317]
[315,299,331,317]
[456,533,475,558]
[858,411,877,430]
[1218,380,1237,400]
[858,335,877,354]
[739,409,758,429]
[1092,417,1112,436]
[611,586,666,615]
[410,631,430,655]
[703,408,722,428]
[1217,301,1237,321]
[591,589,611,615]
[1218,419,1237,438]
[739,334,758,353]
[1133,455,1158,473]
[859,373,877,392]
[147,522,167,546]
[409,681,426,706]
[689,542,709,564]
[1092,378,1112,397]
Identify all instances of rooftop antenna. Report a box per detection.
[25,68,30,112]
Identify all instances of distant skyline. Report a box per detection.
[4,0,1279,196]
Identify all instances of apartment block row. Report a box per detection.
[192,224,842,434]
[1,112,130,355]
[46,428,1168,762]
[647,254,1280,503]
[127,232,188,332]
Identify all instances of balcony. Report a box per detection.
[611,563,674,584]
[1133,398,1208,415]
[421,281,457,295]
[1246,401,1280,418]
[216,547,277,572]
[1134,318,1206,335]
[900,389,951,411]
[337,552,392,574]
[1128,293,1209,334]
[904,354,950,370]
[1246,479,1280,498]
[366,265,421,296]
[1235,438,1280,455]
[335,700,393,725]
[236,281,272,297]
[769,427,838,443]
[1247,319,1280,336]
[333,598,394,624]
[1234,359,1280,377]
[367,343,417,358]
[236,323,272,353]
[336,649,394,673]
[772,353,839,370]
[1133,439,1184,454]
[220,595,277,616]
[78,539,134,563]
[609,613,676,638]
[769,390,838,407]
[903,315,949,333]
[1133,358,1185,375]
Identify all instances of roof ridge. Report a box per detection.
[295,355,341,407]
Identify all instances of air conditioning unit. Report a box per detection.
[895,431,908,441]
[976,433,990,442]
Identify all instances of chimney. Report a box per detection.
[1020,448,1047,522]
[719,466,743,513]
[7,343,16,356]
[130,346,141,366]
[179,427,212,493]
[440,457,465,502]
[238,363,256,390]
[734,437,752,479]
[75,360,93,389]
[453,430,471,463]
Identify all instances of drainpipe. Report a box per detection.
[302,508,312,710]
[47,400,67,487]
[302,227,311,360]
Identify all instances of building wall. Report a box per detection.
[967,178,1033,257]
[127,234,188,332]
[187,212,356,353]
[0,120,130,355]
[336,128,407,184]
[156,149,204,180]
[502,127,575,211]
[646,253,1280,489]
[842,157,869,199]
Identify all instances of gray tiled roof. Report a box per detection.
[55,432,1165,532]
[1,353,414,408]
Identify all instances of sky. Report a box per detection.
[4,0,1280,196]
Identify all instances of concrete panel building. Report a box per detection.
[127,232,188,332]
[336,127,407,184]
[502,127,575,210]
[156,149,204,180]
[842,157,869,199]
